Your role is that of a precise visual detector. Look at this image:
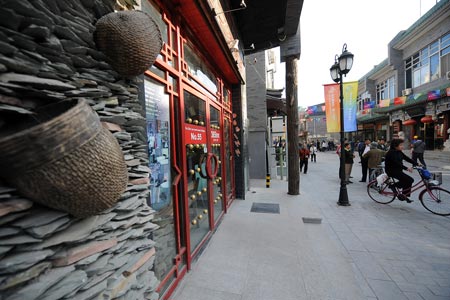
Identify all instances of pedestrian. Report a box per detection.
[309,144,317,162]
[359,139,371,182]
[411,135,427,168]
[357,140,365,163]
[322,140,328,152]
[343,142,354,184]
[385,139,418,202]
[377,138,387,151]
[299,144,310,174]
[363,142,386,181]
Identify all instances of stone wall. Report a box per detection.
[0,1,159,299]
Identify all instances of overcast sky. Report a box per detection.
[296,0,439,108]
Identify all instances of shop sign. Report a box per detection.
[184,124,206,144]
[425,102,436,116]
[211,129,221,143]
[390,110,404,121]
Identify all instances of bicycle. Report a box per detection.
[367,166,450,216]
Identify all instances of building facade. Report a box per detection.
[357,0,450,150]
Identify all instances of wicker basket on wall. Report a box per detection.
[94,10,163,77]
[0,99,128,218]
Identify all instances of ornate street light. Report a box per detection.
[330,43,354,206]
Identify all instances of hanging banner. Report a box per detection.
[343,81,358,132]
[323,82,358,133]
[427,90,441,101]
[379,99,390,108]
[324,83,340,133]
[394,96,406,105]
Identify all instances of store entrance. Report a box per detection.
[182,89,224,255]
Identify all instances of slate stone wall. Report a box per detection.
[0,1,159,299]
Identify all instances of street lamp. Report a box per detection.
[330,43,354,206]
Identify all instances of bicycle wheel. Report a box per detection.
[419,187,450,216]
[367,180,395,204]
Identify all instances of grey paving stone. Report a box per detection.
[425,285,450,297]
[367,279,409,300]
[350,251,391,281]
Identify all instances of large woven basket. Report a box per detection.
[94,10,163,77]
[0,99,128,218]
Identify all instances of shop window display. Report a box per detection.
[144,78,176,286]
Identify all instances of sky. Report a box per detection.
[296,0,439,108]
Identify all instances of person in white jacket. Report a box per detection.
[309,145,317,162]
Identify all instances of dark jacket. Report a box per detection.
[344,148,354,164]
[385,149,416,176]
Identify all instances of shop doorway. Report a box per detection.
[182,88,225,255]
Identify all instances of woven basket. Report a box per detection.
[94,10,163,77]
[0,99,128,218]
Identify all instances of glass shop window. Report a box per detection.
[144,78,171,211]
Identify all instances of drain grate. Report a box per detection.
[302,217,322,224]
[250,202,280,214]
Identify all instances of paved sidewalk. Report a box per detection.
[172,152,450,300]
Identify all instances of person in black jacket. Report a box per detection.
[384,139,417,202]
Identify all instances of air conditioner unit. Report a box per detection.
[401,88,412,96]
[446,71,450,80]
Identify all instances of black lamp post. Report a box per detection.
[330,43,354,206]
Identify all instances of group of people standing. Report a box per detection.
[339,136,428,202]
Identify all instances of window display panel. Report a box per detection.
[144,78,176,284]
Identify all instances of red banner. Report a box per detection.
[184,124,206,144]
[394,96,406,105]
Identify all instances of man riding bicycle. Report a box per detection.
[384,138,418,203]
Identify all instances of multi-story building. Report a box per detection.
[357,0,450,150]
[0,1,303,300]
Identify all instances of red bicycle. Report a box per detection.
[367,167,450,216]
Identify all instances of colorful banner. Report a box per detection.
[447,87,450,97]
[323,83,340,133]
[323,81,358,132]
[379,99,390,108]
[394,96,406,105]
[363,100,375,109]
[343,81,358,132]
[427,90,440,101]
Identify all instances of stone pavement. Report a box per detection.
[171,151,450,300]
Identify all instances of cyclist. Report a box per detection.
[384,138,418,203]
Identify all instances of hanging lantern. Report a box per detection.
[402,119,417,126]
[420,116,434,124]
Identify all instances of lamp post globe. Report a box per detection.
[329,61,340,83]
[330,43,354,207]
[338,44,354,75]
